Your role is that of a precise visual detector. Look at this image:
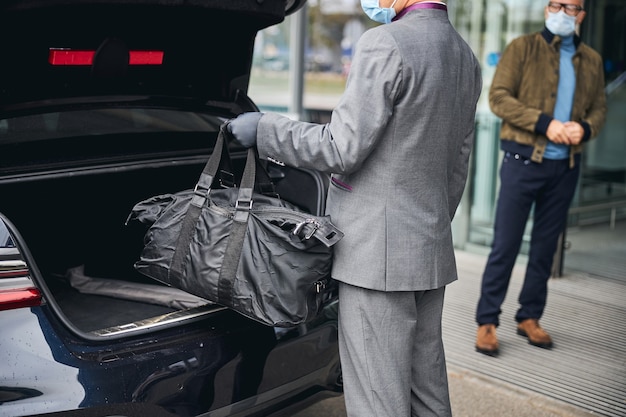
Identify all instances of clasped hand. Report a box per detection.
[546,120,583,146]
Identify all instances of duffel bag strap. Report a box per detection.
[169,125,230,285]
[217,147,255,305]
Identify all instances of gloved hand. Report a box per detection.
[227,112,263,148]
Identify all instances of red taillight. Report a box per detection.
[0,260,41,310]
[129,50,164,65]
[48,49,164,66]
[0,288,42,311]
[48,49,95,65]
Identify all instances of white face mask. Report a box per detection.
[361,0,398,24]
[546,10,577,37]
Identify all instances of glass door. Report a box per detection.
[576,0,626,213]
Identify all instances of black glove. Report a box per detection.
[227,112,263,148]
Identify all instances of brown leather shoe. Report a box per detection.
[517,319,553,349]
[476,324,499,356]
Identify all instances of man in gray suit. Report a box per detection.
[228,1,482,415]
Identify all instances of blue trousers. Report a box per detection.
[476,152,580,326]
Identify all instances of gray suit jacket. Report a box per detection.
[257,8,482,291]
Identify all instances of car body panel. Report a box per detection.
[0,254,340,416]
[0,1,343,415]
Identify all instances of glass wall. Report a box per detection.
[249,0,626,254]
[576,0,626,220]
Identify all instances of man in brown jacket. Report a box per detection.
[475,0,606,356]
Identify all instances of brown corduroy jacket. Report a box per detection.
[489,28,607,167]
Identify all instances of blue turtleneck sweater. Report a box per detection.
[544,35,576,160]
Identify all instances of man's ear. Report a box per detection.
[576,10,587,25]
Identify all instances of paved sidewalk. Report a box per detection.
[294,228,626,417]
[294,365,598,417]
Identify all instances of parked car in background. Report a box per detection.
[0,1,342,416]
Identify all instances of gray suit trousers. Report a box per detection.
[338,283,451,417]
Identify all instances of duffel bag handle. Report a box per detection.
[192,124,231,206]
[171,123,269,282]
[170,124,233,282]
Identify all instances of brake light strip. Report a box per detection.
[48,49,164,66]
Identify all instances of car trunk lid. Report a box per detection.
[0,0,304,112]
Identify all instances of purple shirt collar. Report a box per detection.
[393,2,447,21]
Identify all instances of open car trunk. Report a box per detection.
[0,135,329,337]
[0,0,318,339]
[0,2,346,415]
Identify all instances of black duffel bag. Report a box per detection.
[126,124,343,327]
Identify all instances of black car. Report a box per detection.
[0,1,342,416]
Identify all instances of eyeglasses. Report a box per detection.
[547,2,584,16]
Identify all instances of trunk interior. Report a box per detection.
[1,154,328,335]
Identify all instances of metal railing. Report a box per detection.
[552,199,626,277]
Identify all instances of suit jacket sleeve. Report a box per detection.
[256,29,403,174]
[448,62,482,220]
